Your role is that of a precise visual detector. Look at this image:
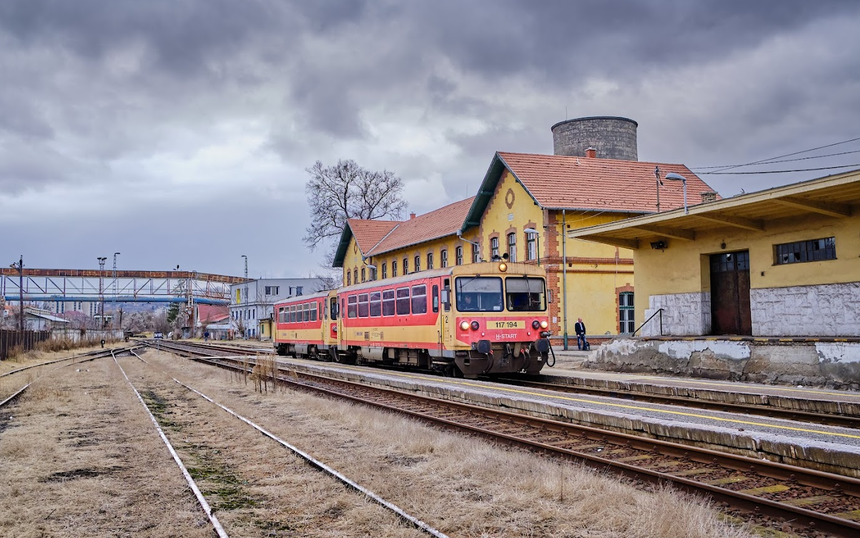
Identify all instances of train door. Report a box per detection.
[439,278,454,350]
[710,251,752,335]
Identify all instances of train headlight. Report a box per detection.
[460,321,470,331]
[540,320,548,329]
[471,320,480,330]
[532,320,540,329]
[498,262,507,272]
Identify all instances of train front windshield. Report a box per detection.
[505,277,546,311]
[456,277,503,312]
[456,276,547,312]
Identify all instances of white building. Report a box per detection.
[229,277,328,339]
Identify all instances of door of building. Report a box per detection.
[710,251,752,335]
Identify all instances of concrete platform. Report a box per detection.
[277,356,860,478]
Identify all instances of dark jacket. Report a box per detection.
[574,321,586,336]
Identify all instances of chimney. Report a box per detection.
[410,212,416,220]
[585,147,597,158]
[700,191,717,203]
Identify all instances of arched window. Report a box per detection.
[455,246,463,265]
[507,232,517,262]
[361,267,366,282]
[440,249,448,268]
[490,237,500,260]
[526,233,536,261]
[392,260,398,277]
[472,244,480,263]
[414,255,421,272]
[353,269,358,285]
[403,257,409,274]
[347,272,351,286]
[427,252,434,270]
[382,262,388,279]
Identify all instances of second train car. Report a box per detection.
[273,261,551,377]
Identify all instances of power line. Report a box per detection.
[692,148,860,170]
[700,163,860,175]
[695,135,860,173]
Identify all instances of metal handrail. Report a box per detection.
[632,308,663,336]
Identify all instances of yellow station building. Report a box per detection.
[334,117,717,346]
[569,168,860,339]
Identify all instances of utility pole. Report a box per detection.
[113,252,120,330]
[241,255,249,338]
[10,256,24,337]
[97,257,107,328]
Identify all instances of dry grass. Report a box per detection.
[0,347,755,537]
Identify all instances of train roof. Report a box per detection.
[273,289,333,307]
[338,261,546,294]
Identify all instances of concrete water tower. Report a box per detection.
[551,116,639,161]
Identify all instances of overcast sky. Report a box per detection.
[3,0,859,279]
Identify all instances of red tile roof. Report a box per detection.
[197,304,229,324]
[498,152,717,213]
[362,197,475,256]
[346,219,399,255]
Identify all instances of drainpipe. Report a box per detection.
[562,211,568,350]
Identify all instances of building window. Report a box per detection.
[382,262,388,279]
[775,237,836,265]
[490,237,499,260]
[403,257,409,274]
[353,269,358,285]
[472,244,479,263]
[265,286,279,295]
[507,232,517,262]
[296,286,303,296]
[455,246,463,265]
[427,252,434,270]
[526,233,536,261]
[347,272,351,286]
[619,292,634,334]
[440,249,448,268]
[361,267,366,282]
[414,255,421,272]
[392,260,398,277]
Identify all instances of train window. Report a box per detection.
[311,303,318,322]
[330,297,338,320]
[358,293,369,317]
[278,307,284,323]
[411,284,427,314]
[369,291,381,317]
[396,288,410,315]
[303,303,310,322]
[392,260,397,277]
[432,285,439,313]
[316,302,321,321]
[347,296,357,318]
[505,277,546,311]
[456,277,503,312]
[382,289,395,316]
[289,305,295,323]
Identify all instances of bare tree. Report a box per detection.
[304,159,407,259]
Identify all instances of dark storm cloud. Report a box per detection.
[2,0,860,276]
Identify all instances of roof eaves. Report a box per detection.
[332,225,355,268]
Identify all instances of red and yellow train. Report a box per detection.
[273,261,551,377]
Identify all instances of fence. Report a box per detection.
[0,328,124,360]
[0,329,51,360]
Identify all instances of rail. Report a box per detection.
[632,307,662,336]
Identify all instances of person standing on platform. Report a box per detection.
[574,317,588,350]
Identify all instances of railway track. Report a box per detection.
[498,375,860,429]
[119,348,450,538]
[154,339,860,431]
[168,344,860,537]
